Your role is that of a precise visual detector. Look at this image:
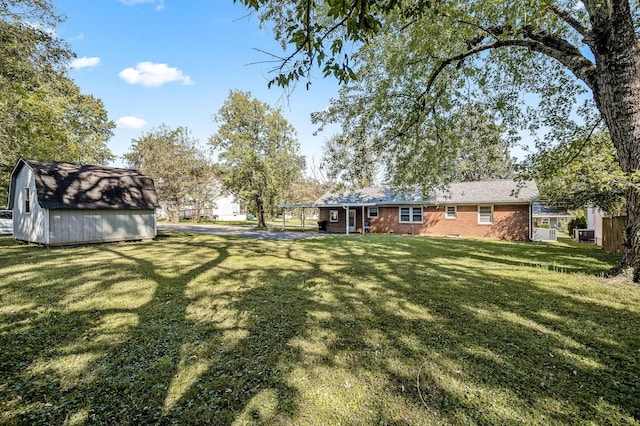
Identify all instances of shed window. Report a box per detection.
[445,205,457,220]
[399,206,423,223]
[24,188,30,214]
[478,205,493,224]
[368,207,379,218]
[329,210,339,222]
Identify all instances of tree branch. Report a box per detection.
[397,25,597,138]
[547,3,592,41]
[563,117,603,166]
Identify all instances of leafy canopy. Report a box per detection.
[531,130,627,215]
[239,0,606,191]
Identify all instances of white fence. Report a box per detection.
[533,228,557,242]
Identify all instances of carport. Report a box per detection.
[278,203,318,231]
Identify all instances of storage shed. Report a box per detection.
[7,158,160,245]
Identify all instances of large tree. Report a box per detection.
[236,0,640,279]
[210,90,305,228]
[125,125,212,223]
[1,0,114,205]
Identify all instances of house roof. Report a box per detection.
[436,180,538,204]
[8,158,160,210]
[532,202,573,217]
[315,187,425,207]
[314,180,538,207]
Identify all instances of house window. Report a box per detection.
[445,205,457,220]
[399,206,423,223]
[24,187,30,214]
[478,205,493,224]
[329,210,339,222]
[368,207,379,218]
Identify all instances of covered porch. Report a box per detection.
[316,203,376,235]
[279,203,375,234]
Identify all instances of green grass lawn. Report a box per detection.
[0,233,638,425]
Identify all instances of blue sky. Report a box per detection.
[56,0,341,169]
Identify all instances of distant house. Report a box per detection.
[176,192,246,221]
[314,180,538,241]
[7,158,160,245]
[532,202,573,229]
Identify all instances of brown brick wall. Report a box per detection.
[318,207,368,233]
[319,204,531,240]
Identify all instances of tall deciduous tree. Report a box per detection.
[210,90,305,228]
[1,0,114,205]
[125,125,212,223]
[236,0,640,279]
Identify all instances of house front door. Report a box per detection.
[348,209,356,233]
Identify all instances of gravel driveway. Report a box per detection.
[158,223,326,241]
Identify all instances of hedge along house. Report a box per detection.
[315,180,539,241]
[7,158,160,245]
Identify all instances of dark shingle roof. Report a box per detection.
[9,158,160,210]
[315,180,538,207]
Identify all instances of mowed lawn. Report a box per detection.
[0,232,638,425]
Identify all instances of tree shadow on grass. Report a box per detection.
[0,233,316,425]
[298,235,639,424]
[1,233,638,424]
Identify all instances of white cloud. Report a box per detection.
[119,61,193,87]
[119,0,165,11]
[116,116,148,129]
[70,56,101,69]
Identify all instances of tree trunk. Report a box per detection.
[256,194,266,228]
[589,2,640,280]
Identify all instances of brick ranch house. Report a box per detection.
[314,180,539,241]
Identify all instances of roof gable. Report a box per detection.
[9,158,160,210]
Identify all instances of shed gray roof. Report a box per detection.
[315,180,538,207]
[8,158,160,210]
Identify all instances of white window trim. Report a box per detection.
[24,187,31,215]
[367,207,379,218]
[445,205,457,220]
[399,206,423,224]
[329,210,339,222]
[478,205,493,225]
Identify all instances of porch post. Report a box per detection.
[362,205,365,234]
[343,205,349,235]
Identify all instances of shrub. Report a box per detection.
[568,215,588,237]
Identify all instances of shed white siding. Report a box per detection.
[49,209,156,245]
[48,209,156,245]
[13,165,48,244]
